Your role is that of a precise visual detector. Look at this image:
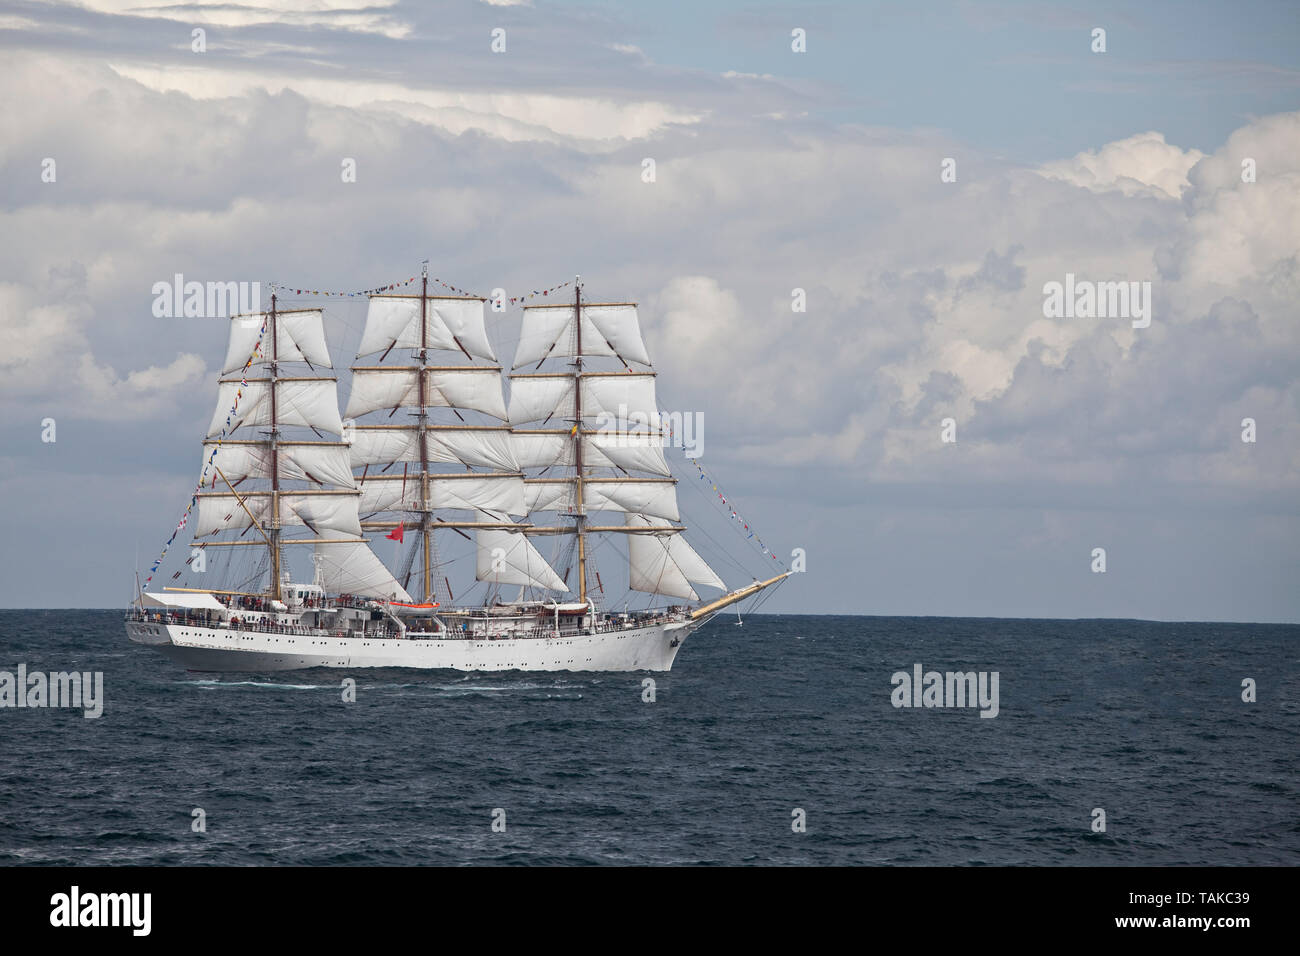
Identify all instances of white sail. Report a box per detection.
[222,310,331,374]
[314,540,413,602]
[522,479,573,514]
[507,373,659,426]
[511,431,670,476]
[476,513,567,591]
[345,368,508,420]
[348,428,419,467]
[206,379,344,438]
[585,431,672,476]
[511,431,571,470]
[357,296,496,361]
[626,513,725,600]
[356,477,411,515]
[194,491,362,538]
[523,478,679,521]
[585,479,679,521]
[358,474,526,516]
[423,427,520,472]
[349,427,519,471]
[513,303,651,369]
[506,375,571,425]
[203,442,356,488]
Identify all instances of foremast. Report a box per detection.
[510,281,727,609]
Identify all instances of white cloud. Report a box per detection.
[0,280,210,421]
[109,62,703,144]
[0,14,43,30]
[1037,130,1205,199]
[2,47,1296,498]
[43,0,411,38]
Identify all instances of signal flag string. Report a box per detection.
[270,275,574,304]
[688,458,785,568]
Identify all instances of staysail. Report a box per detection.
[314,540,413,602]
[625,512,726,601]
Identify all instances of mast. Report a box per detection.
[573,277,587,603]
[269,291,282,602]
[509,291,727,607]
[346,271,526,599]
[418,262,432,602]
[196,305,379,593]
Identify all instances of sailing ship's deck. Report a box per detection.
[124,602,687,642]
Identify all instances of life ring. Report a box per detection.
[335,630,344,638]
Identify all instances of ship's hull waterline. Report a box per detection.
[125,619,696,673]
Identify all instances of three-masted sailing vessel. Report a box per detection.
[126,269,789,672]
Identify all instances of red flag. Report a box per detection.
[387,523,405,543]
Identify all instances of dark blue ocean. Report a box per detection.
[0,611,1295,865]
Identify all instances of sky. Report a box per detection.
[0,0,1297,620]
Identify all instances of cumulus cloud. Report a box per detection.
[0,273,209,421]
[4,42,1295,499]
[1037,130,1205,199]
[1,10,1297,614]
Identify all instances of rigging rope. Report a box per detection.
[143,314,269,588]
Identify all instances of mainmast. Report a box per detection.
[346,270,534,601]
[269,291,281,602]
[572,278,587,603]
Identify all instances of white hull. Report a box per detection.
[126,618,696,673]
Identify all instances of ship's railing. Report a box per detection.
[127,607,403,641]
[126,608,222,626]
[221,594,375,613]
[448,616,675,641]
[128,605,678,642]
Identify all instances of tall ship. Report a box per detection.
[126,269,789,672]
